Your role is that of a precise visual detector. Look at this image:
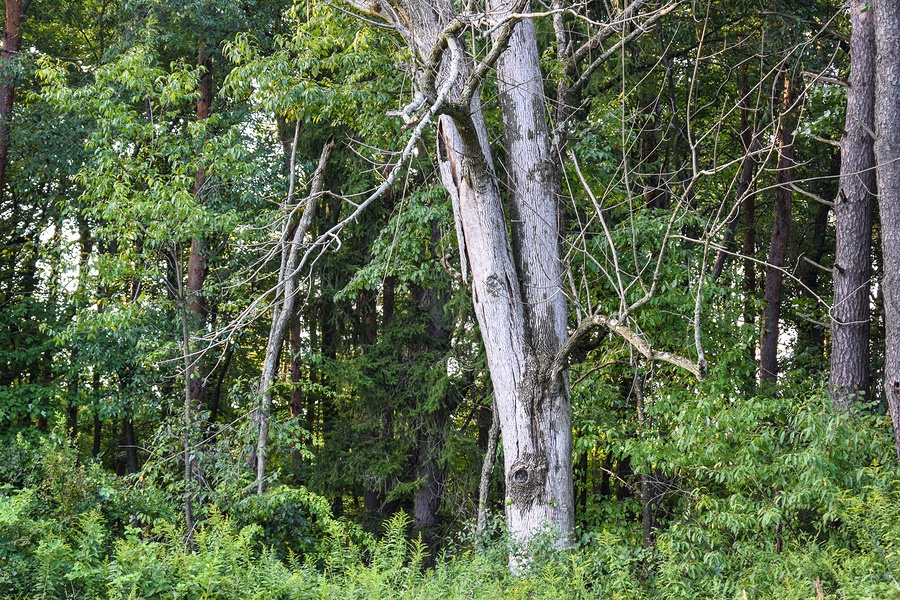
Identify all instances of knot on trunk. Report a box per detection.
[507,456,546,509]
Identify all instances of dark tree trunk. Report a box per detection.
[875,0,900,460]
[185,51,214,412]
[831,1,876,407]
[410,229,453,547]
[797,198,832,357]
[715,70,758,283]
[760,73,798,384]
[122,409,138,475]
[0,0,27,205]
[66,367,78,441]
[207,344,232,426]
[92,371,101,458]
[575,449,588,523]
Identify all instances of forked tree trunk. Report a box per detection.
[396,0,573,551]
[831,1,876,407]
[874,0,900,460]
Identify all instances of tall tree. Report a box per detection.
[875,0,900,459]
[831,0,876,407]
[487,0,574,545]
[760,72,798,384]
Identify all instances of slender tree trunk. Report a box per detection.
[255,140,333,493]
[714,71,758,282]
[742,138,757,387]
[832,1,876,407]
[122,406,138,474]
[0,0,27,205]
[289,313,304,420]
[797,197,832,356]
[185,51,213,412]
[411,230,453,548]
[875,0,900,460]
[207,344,232,425]
[91,365,101,458]
[477,397,499,537]
[66,363,79,441]
[760,73,798,384]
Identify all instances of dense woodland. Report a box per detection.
[3,0,900,597]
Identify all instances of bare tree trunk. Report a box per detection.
[714,71,758,282]
[255,139,333,493]
[738,73,759,393]
[489,0,574,547]
[477,397,499,537]
[760,72,798,384]
[875,0,900,460]
[831,1,876,407]
[411,236,453,548]
[388,0,573,553]
[91,371,101,458]
[121,406,138,475]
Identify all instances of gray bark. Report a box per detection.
[342,0,588,556]
[489,0,574,545]
[389,0,573,549]
[255,139,334,493]
[831,0,876,408]
[875,0,900,460]
[476,397,499,537]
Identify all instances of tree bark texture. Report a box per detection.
[875,0,900,460]
[392,0,574,548]
[488,0,574,545]
[831,1,876,408]
[760,73,797,384]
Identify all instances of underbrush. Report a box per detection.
[3,386,900,599]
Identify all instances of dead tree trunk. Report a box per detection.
[255,139,334,493]
[487,0,574,546]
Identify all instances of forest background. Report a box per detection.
[3,0,900,597]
